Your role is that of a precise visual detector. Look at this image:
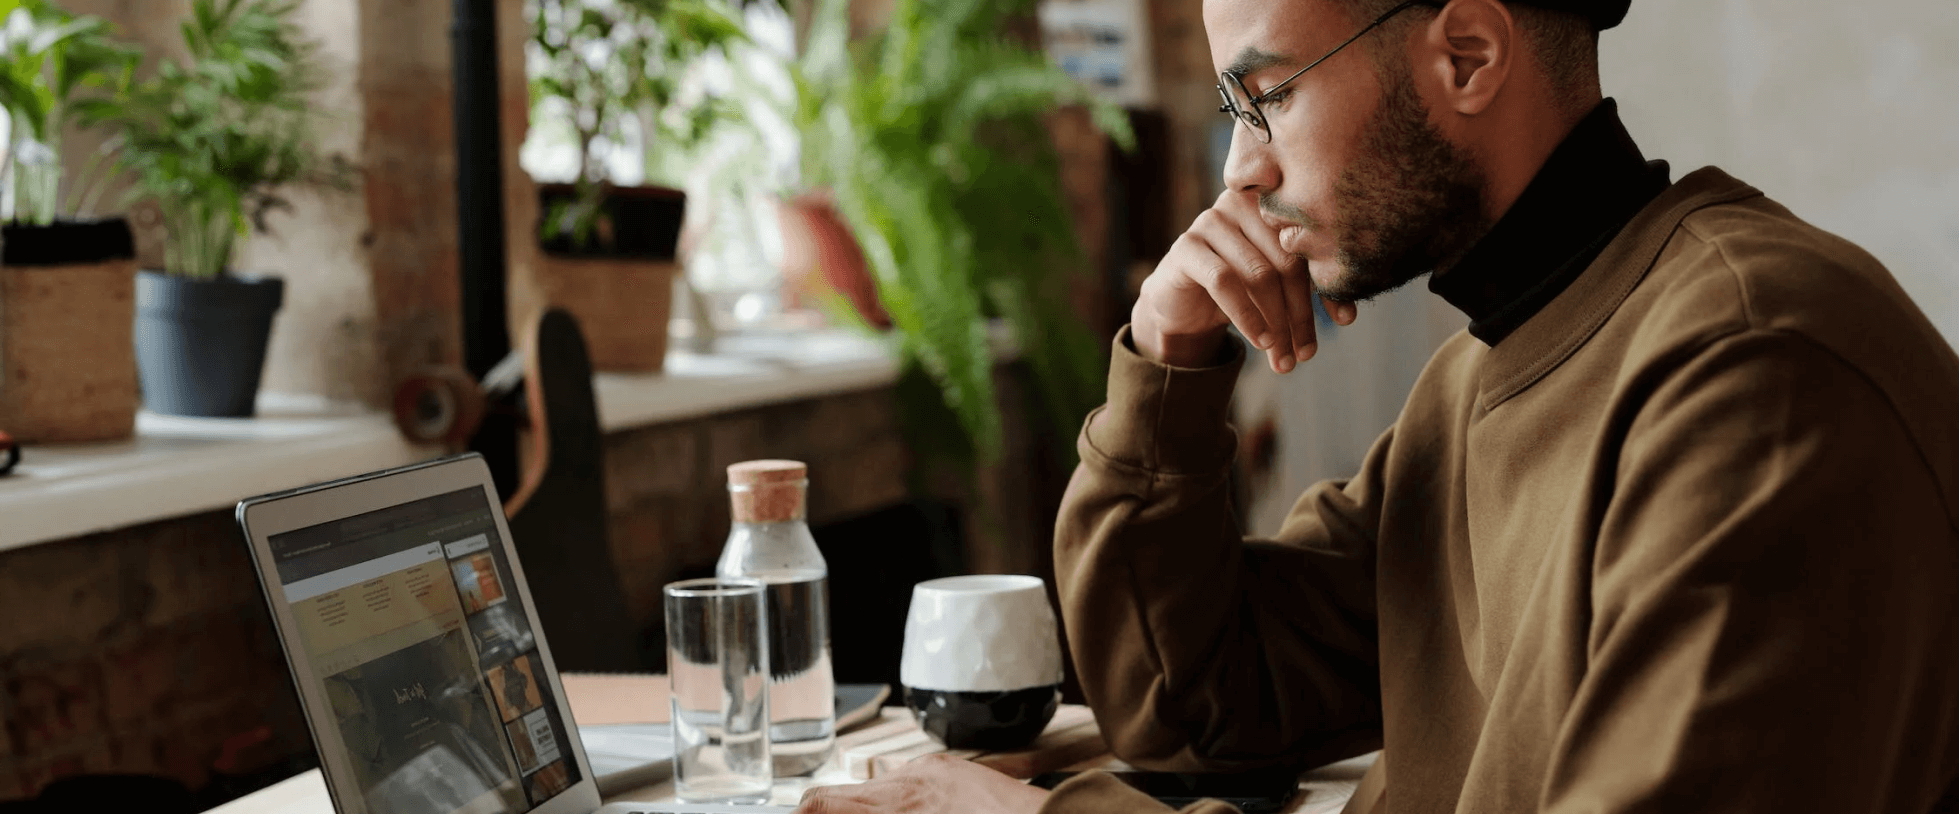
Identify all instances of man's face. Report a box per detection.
[1206,0,1489,302]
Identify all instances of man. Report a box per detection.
[799,0,1959,811]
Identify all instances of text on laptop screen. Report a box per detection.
[270,487,582,814]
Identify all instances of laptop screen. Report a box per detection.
[270,486,583,814]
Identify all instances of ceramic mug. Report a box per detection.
[900,575,1063,750]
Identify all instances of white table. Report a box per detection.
[204,749,1374,814]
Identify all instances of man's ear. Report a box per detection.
[1417,0,1515,116]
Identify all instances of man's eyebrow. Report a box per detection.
[1225,47,1293,77]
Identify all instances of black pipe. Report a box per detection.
[452,0,509,378]
[452,0,520,497]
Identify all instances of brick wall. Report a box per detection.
[0,510,311,800]
[603,388,912,632]
[1148,0,1230,239]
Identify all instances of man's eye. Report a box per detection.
[1261,89,1295,108]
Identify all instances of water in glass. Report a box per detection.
[665,578,773,803]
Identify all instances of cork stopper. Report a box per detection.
[728,460,807,523]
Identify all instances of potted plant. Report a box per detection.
[786,0,1133,464]
[523,0,747,371]
[83,0,346,417]
[0,0,144,443]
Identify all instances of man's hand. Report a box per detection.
[1133,190,1356,372]
[795,754,1048,814]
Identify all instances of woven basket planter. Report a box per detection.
[531,254,675,373]
[0,219,139,444]
[529,184,685,373]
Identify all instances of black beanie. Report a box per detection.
[1504,0,1630,30]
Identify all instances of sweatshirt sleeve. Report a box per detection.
[1540,329,1959,813]
[1051,326,1388,779]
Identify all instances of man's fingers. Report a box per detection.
[1282,267,1318,363]
[1231,217,1318,364]
[1210,195,1313,372]
[1321,295,1357,326]
[1189,260,1272,354]
[1191,232,1295,372]
[797,799,872,814]
[798,785,873,814]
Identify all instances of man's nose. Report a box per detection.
[1221,124,1278,194]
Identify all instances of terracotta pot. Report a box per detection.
[777,193,890,329]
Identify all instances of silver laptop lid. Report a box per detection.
[238,453,603,814]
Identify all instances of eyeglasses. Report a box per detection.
[1217,0,1438,144]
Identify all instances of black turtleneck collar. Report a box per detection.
[1429,99,1670,346]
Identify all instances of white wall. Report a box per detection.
[1245,1,1959,532]
[232,0,382,407]
[1604,0,1959,344]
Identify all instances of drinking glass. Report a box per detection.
[665,577,772,803]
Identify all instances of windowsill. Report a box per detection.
[596,327,904,431]
[0,405,435,553]
[0,324,1012,553]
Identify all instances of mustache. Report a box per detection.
[1258,193,1323,231]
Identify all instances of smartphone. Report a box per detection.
[1029,768,1300,813]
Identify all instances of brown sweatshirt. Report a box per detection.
[1043,167,1959,813]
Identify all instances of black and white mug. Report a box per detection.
[900,575,1063,750]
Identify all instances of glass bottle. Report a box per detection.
[715,460,835,776]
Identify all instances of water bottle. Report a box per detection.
[715,459,836,776]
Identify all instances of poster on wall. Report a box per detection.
[1038,0,1158,109]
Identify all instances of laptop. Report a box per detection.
[237,453,790,814]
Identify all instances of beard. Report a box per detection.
[1265,56,1490,304]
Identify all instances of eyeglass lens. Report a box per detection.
[1220,73,1270,143]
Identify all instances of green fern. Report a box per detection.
[792,0,1133,463]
